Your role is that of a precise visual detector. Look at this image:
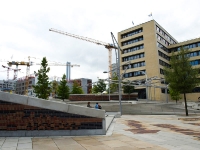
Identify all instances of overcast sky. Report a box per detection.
[0,0,200,83]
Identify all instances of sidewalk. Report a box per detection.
[0,115,200,150]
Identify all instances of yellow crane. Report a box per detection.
[49,28,117,78]
[7,56,80,95]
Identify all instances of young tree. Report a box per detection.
[57,74,70,101]
[169,87,181,104]
[164,47,200,116]
[109,73,118,93]
[92,79,106,93]
[51,80,58,98]
[71,80,84,94]
[123,85,135,100]
[33,57,51,99]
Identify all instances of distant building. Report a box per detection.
[111,63,117,77]
[0,80,16,92]
[67,78,92,94]
[15,75,37,95]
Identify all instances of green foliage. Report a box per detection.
[123,85,135,94]
[57,74,70,100]
[164,47,200,115]
[71,80,84,94]
[123,83,135,100]
[92,79,106,93]
[33,57,51,99]
[164,47,199,93]
[109,73,118,93]
[169,87,181,104]
[51,80,58,98]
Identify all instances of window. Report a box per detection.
[160,68,164,75]
[156,25,177,44]
[121,28,143,39]
[122,53,145,62]
[158,50,170,61]
[159,59,170,67]
[157,42,169,53]
[122,44,144,54]
[124,70,146,78]
[190,60,200,66]
[122,36,143,46]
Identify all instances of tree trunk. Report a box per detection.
[129,93,130,100]
[183,93,188,116]
[176,99,177,104]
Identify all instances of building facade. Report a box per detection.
[15,75,37,95]
[118,20,200,101]
[67,78,92,94]
[0,80,16,92]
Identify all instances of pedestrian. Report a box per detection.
[95,103,99,109]
[87,102,92,108]
[98,103,102,109]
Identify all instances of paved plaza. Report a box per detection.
[0,115,200,150]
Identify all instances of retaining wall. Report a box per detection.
[0,92,105,136]
[69,94,138,101]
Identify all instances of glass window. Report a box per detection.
[198,43,200,47]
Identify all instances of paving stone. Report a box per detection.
[53,138,78,145]
[100,140,129,148]
[17,143,32,149]
[58,144,86,150]
[2,142,17,148]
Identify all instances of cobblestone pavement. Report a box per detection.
[0,115,200,150]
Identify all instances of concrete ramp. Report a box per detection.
[0,92,106,136]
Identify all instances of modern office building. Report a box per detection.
[118,20,200,101]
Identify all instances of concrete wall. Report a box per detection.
[69,94,138,101]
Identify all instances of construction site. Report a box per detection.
[0,27,118,97]
[0,54,95,96]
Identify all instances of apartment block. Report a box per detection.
[118,20,200,101]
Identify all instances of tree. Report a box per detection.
[71,80,84,94]
[109,73,118,93]
[51,80,58,98]
[164,47,200,116]
[92,79,106,93]
[169,87,181,104]
[123,84,135,100]
[57,74,70,101]
[33,57,51,99]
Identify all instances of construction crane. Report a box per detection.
[2,65,21,80]
[49,28,117,78]
[7,57,80,95]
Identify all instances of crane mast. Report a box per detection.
[2,65,21,80]
[49,28,117,78]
